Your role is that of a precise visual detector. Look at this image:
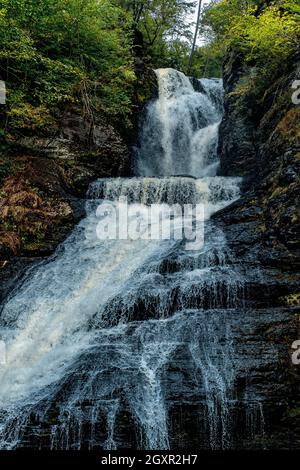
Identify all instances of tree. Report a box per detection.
[0,0,136,136]
[116,0,195,61]
[198,0,300,86]
[188,0,203,74]
[116,0,150,25]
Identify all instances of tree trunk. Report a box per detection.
[188,0,203,74]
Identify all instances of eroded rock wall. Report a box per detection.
[0,113,130,302]
[216,49,300,446]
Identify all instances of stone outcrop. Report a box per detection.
[0,112,130,302]
[0,47,299,449]
[216,48,300,446]
[218,50,300,270]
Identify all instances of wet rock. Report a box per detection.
[217,47,300,447]
[0,110,131,302]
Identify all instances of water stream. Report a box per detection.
[0,68,266,450]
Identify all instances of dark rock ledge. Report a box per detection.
[214,48,300,446]
[0,113,130,303]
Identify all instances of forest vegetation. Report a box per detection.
[0,0,299,142]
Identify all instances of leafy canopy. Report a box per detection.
[200,0,300,79]
[0,0,135,135]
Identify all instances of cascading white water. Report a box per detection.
[0,68,266,450]
[135,68,223,177]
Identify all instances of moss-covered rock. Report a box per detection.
[0,108,131,301]
[217,46,300,448]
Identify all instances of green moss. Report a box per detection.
[268,186,288,201]
[288,407,300,418]
[22,240,48,252]
[277,108,300,140]
[283,292,300,307]
[47,407,60,425]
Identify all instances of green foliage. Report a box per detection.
[0,0,136,137]
[0,0,200,138]
[190,43,223,78]
[201,0,300,84]
[1,0,298,140]
[116,0,195,66]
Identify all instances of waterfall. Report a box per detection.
[135,68,223,177]
[0,68,267,450]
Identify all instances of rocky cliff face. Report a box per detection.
[0,46,156,296]
[0,54,299,449]
[216,49,300,446]
[0,112,130,302]
[218,50,300,273]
